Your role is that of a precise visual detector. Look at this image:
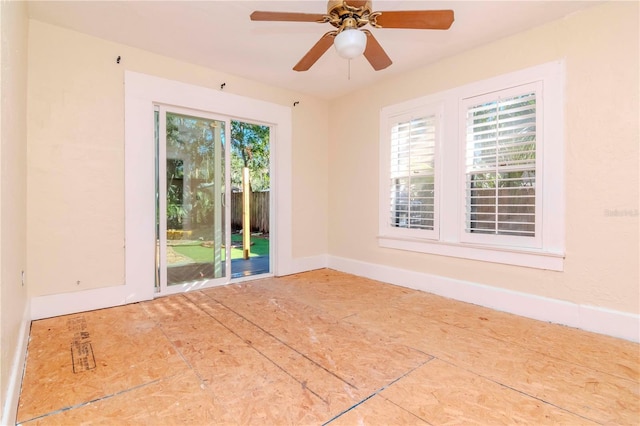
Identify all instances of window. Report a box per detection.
[379,61,564,270]
[462,83,541,249]
[387,108,441,240]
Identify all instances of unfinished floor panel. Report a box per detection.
[260,270,415,320]
[203,281,431,392]
[347,303,640,424]
[17,304,189,424]
[143,294,333,424]
[379,359,600,425]
[16,269,640,425]
[181,292,372,412]
[183,288,431,418]
[394,290,640,382]
[23,370,225,425]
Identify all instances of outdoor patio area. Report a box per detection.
[166,255,270,283]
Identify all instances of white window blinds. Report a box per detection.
[464,89,537,239]
[390,115,437,232]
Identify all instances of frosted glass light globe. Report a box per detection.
[334,29,367,59]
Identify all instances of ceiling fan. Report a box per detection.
[250,1,454,72]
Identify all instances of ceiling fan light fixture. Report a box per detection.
[251,3,455,71]
[333,28,367,59]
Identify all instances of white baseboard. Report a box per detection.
[1,304,31,426]
[31,285,148,320]
[30,254,330,320]
[28,254,639,342]
[328,255,640,343]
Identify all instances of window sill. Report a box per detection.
[378,235,564,271]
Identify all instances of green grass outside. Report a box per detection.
[172,235,269,263]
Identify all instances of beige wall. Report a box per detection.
[23,3,640,311]
[26,20,329,297]
[0,0,29,411]
[328,1,639,314]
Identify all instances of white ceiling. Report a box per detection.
[27,1,601,100]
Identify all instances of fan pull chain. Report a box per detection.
[348,59,352,80]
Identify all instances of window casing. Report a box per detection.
[378,61,564,270]
[461,83,542,249]
[386,106,442,241]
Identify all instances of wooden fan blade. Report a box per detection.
[374,10,454,29]
[363,31,392,71]
[293,32,337,71]
[250,11,326,22]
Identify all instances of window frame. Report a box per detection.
[381,103,443,241]
[378,61,565,271]
[459,82,543,249]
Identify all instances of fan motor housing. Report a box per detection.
[327,1,372,19]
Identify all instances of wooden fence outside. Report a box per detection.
[230,191,269,234]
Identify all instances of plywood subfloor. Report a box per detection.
[17,269,640,425]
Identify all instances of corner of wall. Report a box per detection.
[1,0,30,422]
[0,304,30,426]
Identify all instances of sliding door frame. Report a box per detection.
[125,71,292,303]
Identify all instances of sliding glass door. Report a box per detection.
[154,106,273,295]
[155,106,229,294]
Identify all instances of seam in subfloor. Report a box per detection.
[322,357,435,425]
[16,376,168,425]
